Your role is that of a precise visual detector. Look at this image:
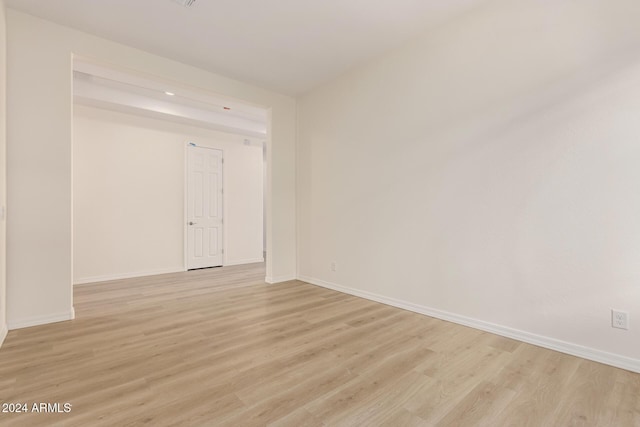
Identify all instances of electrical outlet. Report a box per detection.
[611,309,629,330]
[330,262,337,272]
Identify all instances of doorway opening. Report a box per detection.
[72,58,269,285]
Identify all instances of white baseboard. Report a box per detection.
[8,307,75,330]
[224,257,265,267]
[0,323,7,348]
[265,274,297,284]
[74,268,184,285]
[298,275,640,374]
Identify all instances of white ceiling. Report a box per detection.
[74,71,268,138]
[73,66,268,138]
[6,0,482,95]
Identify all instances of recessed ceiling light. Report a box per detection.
[164,91,175,96]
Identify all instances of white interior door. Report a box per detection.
[187,145,223,269]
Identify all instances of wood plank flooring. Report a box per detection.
[0,262,638,426]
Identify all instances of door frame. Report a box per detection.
[184,142,226,270]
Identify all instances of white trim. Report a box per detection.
[183,142,189,270]
[265,274,297,284]
[298,275,640,374]
[8,308,75,330]
[224,257,265,267]
[0,324,7,348]
[74,268,183,285]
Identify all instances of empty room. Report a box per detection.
[0,0,639,426]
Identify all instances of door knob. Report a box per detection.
[189,221,197,225]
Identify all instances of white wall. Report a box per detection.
[73,105,263,284]
[6,10,296,329]
[298,0,640,371]
[0,0,7,346]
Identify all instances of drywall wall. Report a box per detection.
[0,0,6,346]
[298,0,640,370]
[6,10,296,329]
[73,105,263,284]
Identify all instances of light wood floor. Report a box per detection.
[0,263,638,426]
